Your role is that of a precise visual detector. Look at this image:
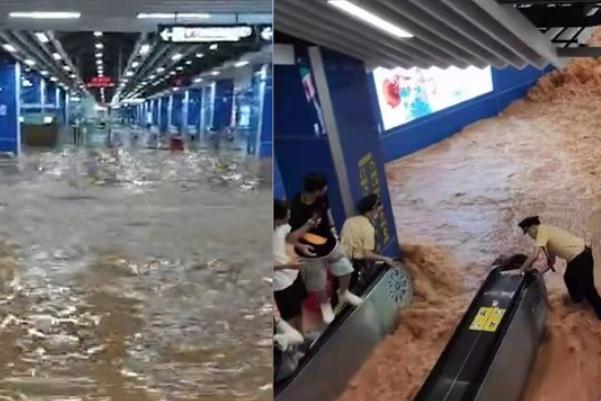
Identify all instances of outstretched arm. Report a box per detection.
[286,217,319,244]
[519,247,542,273]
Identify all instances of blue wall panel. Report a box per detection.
[159,97,169,134]
[212,80,233,131]
[21,70,42,105]
[375,64,554,162]
[322,48,399,256]
[0,58,21,154]
[187,89,202,128]
[171,93,183,131]
[45,81,57,108]
[259,70,273,158]
[274,61,346,229]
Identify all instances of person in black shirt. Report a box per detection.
[289,173,362,324]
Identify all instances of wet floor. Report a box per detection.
[0,140,272,400]
[338,31,601,401]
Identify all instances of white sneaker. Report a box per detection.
[339,290,363,306]
[320,302,335,324]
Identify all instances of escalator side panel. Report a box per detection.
[474,274,547,401]
[275,267,409,401]
[413,271,525,401]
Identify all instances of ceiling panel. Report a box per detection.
[275,0,569,69]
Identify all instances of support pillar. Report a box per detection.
[0,58,21,154]
[274,43,400,257]
[212,79,233,131]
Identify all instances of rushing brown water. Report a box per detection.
[0,141,272,401]
[338,31,601,401]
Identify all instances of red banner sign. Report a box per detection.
[86,76,114,88]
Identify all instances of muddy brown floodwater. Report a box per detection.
[0,145,272,401]
[337,30,601,401]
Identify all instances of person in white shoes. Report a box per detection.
[273,199,318,330]
[289,173,363,325]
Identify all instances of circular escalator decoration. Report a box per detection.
[386,266,413,308]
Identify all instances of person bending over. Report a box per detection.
[518,216,601,319]
[289,173,362,324]
[273,199,317,331]
[341,194,397,271]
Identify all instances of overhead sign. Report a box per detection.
[159,25,253,43]
[87,76,114,88]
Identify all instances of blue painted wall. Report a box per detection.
[159,97,169,134]
[274,49,347,230]
[212,80,234,131]
[0,58,21,154]
[187,89,202,129]
[170,93,183,132]
[375,65,554,162]
[21,70,42,105]
[260,69,273,158]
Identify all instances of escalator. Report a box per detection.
[413,268,547,401]
[275,263,413,401]
[276,266,547,401]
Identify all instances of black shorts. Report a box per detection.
[274,275,307,321]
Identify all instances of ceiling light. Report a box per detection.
[185,60,192,65]
[52,52,61,60]
[96,59,102,65]
[235,60,249,68]
[211,71,220,76]
[139,44,151,55]
[327,0,413,38]
[131,61,140,68]
[35,32,49,43]
[149,74,156,79]
[63,65,71,71]
[2,44,16,53]
[171,53,183,61]
[94,31,102,37]
[196,53,205,58]
[209,44,218,50]
[95,43,103,49]
[194,77,203,83]
[136,13,210,19]
[50,77,58,82]
[95,52,102,59]
[9,12,81,20]
[176,66,183,71]
[157,67,165,73]
[70,73,76,79]
[125,71,134,77]
[40,70,48,76]
[169,71,176,76]
[24,59,35,66]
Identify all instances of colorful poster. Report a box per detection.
[373,65,494,131]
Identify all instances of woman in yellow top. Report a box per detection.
[341,194,397,271]
[518,216,601,319]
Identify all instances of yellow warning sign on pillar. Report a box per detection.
[469,307,505,332]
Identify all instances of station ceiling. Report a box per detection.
[0,1,272,104]
[275,0,601,70]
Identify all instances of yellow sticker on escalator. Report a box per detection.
[469,307,505,332]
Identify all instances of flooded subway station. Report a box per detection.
[274,2,601,401]
[0,1,272,400]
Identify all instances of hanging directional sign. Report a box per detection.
[159,25,253,43]
[86,76,114,88]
